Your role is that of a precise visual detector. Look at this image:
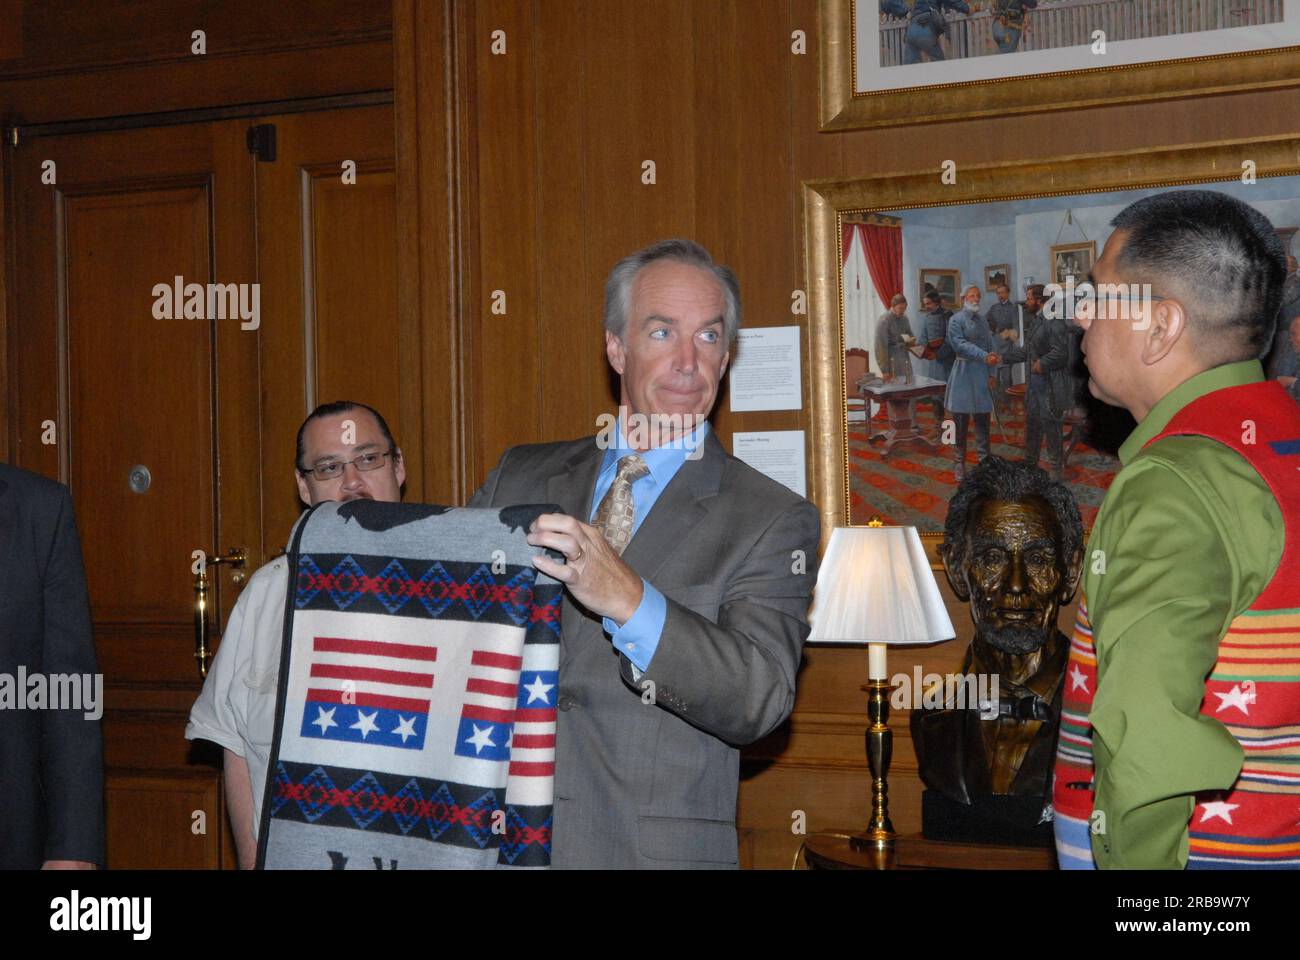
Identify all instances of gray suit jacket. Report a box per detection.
[469,430,820,868]
[0,464,104,868]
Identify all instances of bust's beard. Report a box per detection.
[977,622,1047,655]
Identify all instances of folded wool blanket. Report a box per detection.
[255,500,562,869]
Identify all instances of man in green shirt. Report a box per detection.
[1051,189,1295,869]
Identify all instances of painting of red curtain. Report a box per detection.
[842,215,902,309]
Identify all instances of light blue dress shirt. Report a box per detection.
[589,418,711,671]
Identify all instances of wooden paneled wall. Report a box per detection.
[400,0,1300,867]
[0,0,392,124]
[0,0,395,467]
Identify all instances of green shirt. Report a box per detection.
[1087,360,1285,869]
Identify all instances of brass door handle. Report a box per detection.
[193,549,247,678]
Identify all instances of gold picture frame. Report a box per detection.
[801,134,1300,563]
[819,0,1300,131]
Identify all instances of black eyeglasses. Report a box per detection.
[298,448,395,481]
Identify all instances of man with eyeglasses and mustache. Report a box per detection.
[186,400,405,868]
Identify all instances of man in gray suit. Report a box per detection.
[469,238,820,868]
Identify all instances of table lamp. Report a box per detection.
[807,522,954,853]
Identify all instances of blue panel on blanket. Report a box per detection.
[256,500,563,870]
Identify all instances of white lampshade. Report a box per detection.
[807,526,954,647]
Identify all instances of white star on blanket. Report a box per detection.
[465,723,496,754]
[311,706,338,734]
[1213,684,1252,715]
[350,710,379,739]
[1199,801,1239,825]
[1069,664,1089,693]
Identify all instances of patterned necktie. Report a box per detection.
[592,454,650,555]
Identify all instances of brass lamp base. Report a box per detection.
[848,830,896,853]
[853,677,898,857]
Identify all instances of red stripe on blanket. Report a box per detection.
[514,707,555,722]
[313,636,438,661]
[511,733,556,748]
[309,662,435,687]
[472,651,523,670]
[461,703,515,723]
[306,687,430,713]
[509,761,555,777]
[467,678,519,698]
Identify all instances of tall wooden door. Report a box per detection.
[7,102,399,868]
[10,119,260,868]
[253,106,416,542]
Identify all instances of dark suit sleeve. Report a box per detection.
[467,448,510,508]
[39,485,105,866]
[620,498,820,746]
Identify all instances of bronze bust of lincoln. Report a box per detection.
[911,455,1084,845]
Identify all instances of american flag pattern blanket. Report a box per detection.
[255,500,562,869]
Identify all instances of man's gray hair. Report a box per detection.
[603,238,742,343]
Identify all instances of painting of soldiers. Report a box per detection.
[870,0,1287,71]
[835,176,1300,534]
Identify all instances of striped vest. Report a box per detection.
[1052,380,1300,869]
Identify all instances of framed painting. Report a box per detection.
[802,134,1300,561]
[919,267,961,309]
[984,263,1010,291]
[1050,241,1096,285]
[819,0,1300,130]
